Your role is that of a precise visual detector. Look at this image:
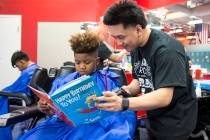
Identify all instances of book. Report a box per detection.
[29,75,108,127]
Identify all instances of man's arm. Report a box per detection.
[109,49,128,62]
[128,87,174,111]
[95,87,174,112]
[121,79,140,96]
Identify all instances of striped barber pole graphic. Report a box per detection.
[195,24,209,44]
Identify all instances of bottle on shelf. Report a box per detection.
[195,82,201,98]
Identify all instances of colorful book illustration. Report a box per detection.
[29,75,108,127]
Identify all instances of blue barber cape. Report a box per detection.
[0,64,38,140]
[18,69,136,140]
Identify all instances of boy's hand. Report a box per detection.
[38,99,55,116]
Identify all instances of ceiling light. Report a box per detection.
[187,19,203,25]
[168,28,183,34]
[190,16,199,19]
[147,24,164,30]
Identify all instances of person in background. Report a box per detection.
[18,31,136,140]
[186,55,193,67]
[0,51,38,140]
[97,17,129,69]
[95,1,197,140]
[184,47,192,68]
[98,41,128,69]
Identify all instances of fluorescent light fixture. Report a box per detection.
[187,19,203,25]
[175,29,183,33]
[186,36,196,39]
[146,24,164,30]
[190,16,197,19]
[168,28,183,34]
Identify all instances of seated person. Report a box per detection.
[0,51,38,139]
[18,31,136,140]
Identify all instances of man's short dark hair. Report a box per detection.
[11,51,29,67]
[103,0,147,29]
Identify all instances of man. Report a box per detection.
[95,1,197,140]
[186,55,193,67]
[98,41,128,68]
[0,51,38,140]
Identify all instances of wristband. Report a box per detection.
[122,98,129,111]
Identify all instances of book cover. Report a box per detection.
[29,75,107,127]
[28,86,55,109]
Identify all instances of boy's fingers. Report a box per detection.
[95,91,115,102]
[95,96,115,102]
[96,102,115,108]
[96,103,118,111]
[103,91,114,97]
[39,99,48,104]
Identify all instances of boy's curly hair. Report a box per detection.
[69,31,100,53]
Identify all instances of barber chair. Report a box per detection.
[0,68,51,128]
[48,67,58,81]
[56,66,75,78]
[109,67,128,86]
[63,61,75,66]
[0,92,32,112]
[189,90,210,140]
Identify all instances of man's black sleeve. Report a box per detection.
[154,47,187,88]
[98,42,112,61]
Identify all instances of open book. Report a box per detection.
[29,75,108,127]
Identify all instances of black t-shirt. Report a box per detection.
[131,29,197,137]
[98,41,112,69]
[98,42,112,62]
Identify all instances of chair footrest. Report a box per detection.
[0,106,45,127]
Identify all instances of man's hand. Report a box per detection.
[121,79,140,96]
[121,86,130,92]
[38,99,55,116]
[95,91,123,112]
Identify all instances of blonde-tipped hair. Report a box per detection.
[69,31,101,54]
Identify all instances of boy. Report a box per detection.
[0,51,38,140]
[18,31,136,140]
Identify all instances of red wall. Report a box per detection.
[137,0,187,9]
[0,0,116,62]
